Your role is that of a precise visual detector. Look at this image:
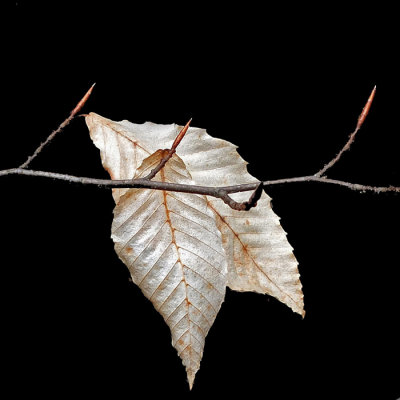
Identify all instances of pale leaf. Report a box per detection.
[86,113,151,203]
[86,112,304,316]
[111,149,227,388]
[177,129,305,317]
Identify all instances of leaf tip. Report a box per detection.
[187,369,196,390]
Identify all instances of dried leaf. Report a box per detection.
[172,127,304,317]
[111,149,227,388]
[86,114,151,203]
[85,112,304,386]
[86,112,304,315]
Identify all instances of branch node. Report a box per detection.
[242,182,264,210]
[143,118,192,180]
[218,182,264,211]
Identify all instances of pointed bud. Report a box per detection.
[356,85,376,130]
[171,118,192,151]
[70,83,96,117]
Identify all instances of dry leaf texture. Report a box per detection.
[86,113,304,387]
[171,127,304,316]
[86,112,304,316]
[111,149,227,388]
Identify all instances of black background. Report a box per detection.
[5,2,399,399]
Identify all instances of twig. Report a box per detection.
[1,168,398,196]
[2,84,398,212]
[315,85,376,178]
[243,182,264,209]
[143,118,192,180]
[19,83,95,169]
[218,182,264,211]
[142,119,266,211]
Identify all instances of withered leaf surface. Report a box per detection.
[86,112,304,387]
[86,112,304,316]
[172,127,304,317]
[86,114,151,203]
[111,149,227,388]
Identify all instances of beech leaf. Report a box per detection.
[171,126,304,317]
[85,112,304,387]
[112,149,227,388]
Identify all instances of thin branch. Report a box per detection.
[19,83,96,169]
[1,168,398,196]
[244,182,264,208]
[141,118,266,210]
[2,84,398,212]
[143,118,192,180]
[315,85,376,178]
[218,182,264,211]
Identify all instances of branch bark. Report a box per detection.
[143,118,192,180]
[1,168,398,195]
[315,85,376,178]
[19,83,95,169]
[2,84,398,211]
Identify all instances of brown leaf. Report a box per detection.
[178,131,304,316]
[86,112,304,316]
[86,113,151,203]
[111,149,227,388]
[86,112,305,387]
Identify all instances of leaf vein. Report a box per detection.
[207,201,302,309]
[179,246,226,277]
[178,342,201,359]
[166,192,213,221]
[112,190,156,234]
[168,305,189,330]
[126,219,168,268]
[187,283,219,315]
[153,273,182,311]
[183,264,225,297]
[169,209,221,240]
[174,228,226,258]
[137,242,174,287]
